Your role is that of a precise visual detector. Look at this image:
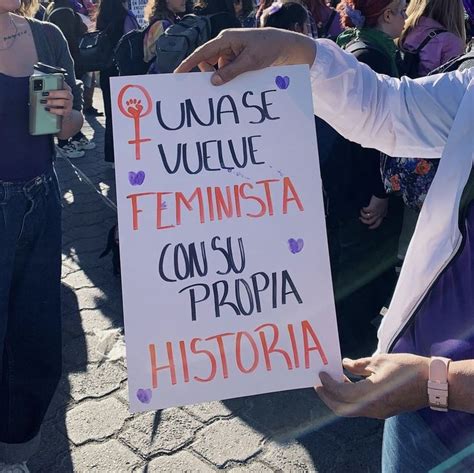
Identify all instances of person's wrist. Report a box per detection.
[300,34,317,67]
[57,112,72,136]
[63,110,73,123]
[57,110,81,139]
[287,32,316,67]
[416,356,431,408]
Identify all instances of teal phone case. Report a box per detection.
[29,73,64,136]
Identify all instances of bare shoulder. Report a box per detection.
[11,13,28,25]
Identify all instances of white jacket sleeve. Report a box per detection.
[311,39,472,158]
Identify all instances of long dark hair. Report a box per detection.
[262,2,309,30]
[96,0,128,31]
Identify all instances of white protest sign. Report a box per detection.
[129,0,148,26]
[111,66,342,413]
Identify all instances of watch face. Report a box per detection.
[428,358,450,411]
[430,357,449,382]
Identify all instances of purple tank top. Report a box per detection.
[0,73,53,182]
[393,203,474,460]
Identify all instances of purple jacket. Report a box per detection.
[401,17,465,77]
[320,7,344,39]
[124,11,139,35]
[393,203,474,462]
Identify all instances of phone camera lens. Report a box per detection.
[33,80,44,91]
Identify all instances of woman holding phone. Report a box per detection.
[0,0,82,470]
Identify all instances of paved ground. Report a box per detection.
[30,92,383,472]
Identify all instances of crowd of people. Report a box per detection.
[0,0,473,471]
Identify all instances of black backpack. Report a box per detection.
[344,39,386,57]
[114,23,157,76]
[428,50,474,74]
[397,29,446,78]
[47,7,114,72]
[154,14,215,74]
[114,19,173,76]
[78,30,114,72]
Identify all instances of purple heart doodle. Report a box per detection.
[275,75,290,90]
[136,388,152,404]
[288,238,304,254]
[128,171,146,186]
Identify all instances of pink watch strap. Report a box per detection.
[428,357,451,412]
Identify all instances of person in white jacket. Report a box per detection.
[176,28,474,472]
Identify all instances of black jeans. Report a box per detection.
[0,170,62,463]
[100,66,118,163]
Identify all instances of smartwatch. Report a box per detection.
[428,356,451,412]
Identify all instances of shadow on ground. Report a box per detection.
[29,107,384,472]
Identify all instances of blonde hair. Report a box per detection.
[400,0,466,44]
[15,0,40,16]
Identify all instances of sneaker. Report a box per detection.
[0,462,30,473]
[56,143,85,159]
[71,136,96,151]
[84,106,104,117]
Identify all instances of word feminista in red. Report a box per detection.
[127,176,304,231]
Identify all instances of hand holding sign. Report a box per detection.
[175,28,317,85]
[111,65,341,412]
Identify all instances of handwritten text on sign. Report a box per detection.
[111,67,342,412]
[129,0,148,27]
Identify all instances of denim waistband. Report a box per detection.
[0,169,55,198]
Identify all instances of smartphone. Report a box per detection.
[29,65,65,136]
